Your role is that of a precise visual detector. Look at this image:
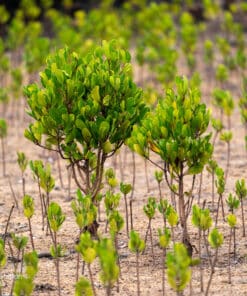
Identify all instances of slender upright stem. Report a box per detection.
[199,228,203,292]
[144,158,150,192]
[3,205,14,245]
[205,248,219,296]
[129,199,134,231]
[136,252,140,296]
[228,228,232,284]
[130,151,136,201]
[1,137,6,177]
[28,218,35,251]
[240,199,246,237]
[88,264,97,296]
[162,248,166,296]
[124,194,129,237]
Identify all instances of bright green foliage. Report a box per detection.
[166,243,191,292]
[226,193,240,212]
[11,234,28,251]
[0,119,7,138]
[158,228,171,249]
[71,190,97,230]
[166,205,178,227]
[24,40,147,200]
[76,232,97,264]
[158,199,168,217]
[215,64,229,83]
[206,158,218,174]
[10,68,23,98]
[212,89,234,116]
[215,167,225,195]
[227,214,237,228]
[109,210,124,236]
[143,197,156,220]
[208,228,224,249]
[0,5,9,24]
[211,118,223,134]
[23,195,34,219]
[50,243,63,259]
[220,131,233,143]
[29,160,44,181]
[104,191,121,216]
[0,239,6,268]
[203,39,214,64]
[47,202,65,232]
[24,251,38,280]
[128,230,145,253]
[17,152,28,174]
[97,238,119,289]
[192,205,212,231]
[105,168,118,188]
[13,276,34,296]
[120,182,132,195]
[129,76,213,176]
[39,163,55,194]
[75,277,93,296]
[235,179,247,200]
[154,170,163,184]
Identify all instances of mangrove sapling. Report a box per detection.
[158,198,168,228]
[215,167,226,226]
[129,76,213,246]
[143,197,156,261]
[76,232,97,296]
[29,160,45,230]
[235,179,247,237]
[75,277,93,296]
[24,41,147,235]
[104,191,121,233]
[97,238,119,296]
[120,182,132,238]
[211,118,224,147]
[227,213,237,284]
[166,243,192,296]
[226,193,239,258]
[109,210,124,292]
[192,205,213,292]
[155,170,163,202]
[17,152,28,197]
[13,251,38,296]
[47,202,66,296]
[10,234,28,294]
[219,131,233,181]
[205,228,224,296]
[22,195,35,251]
[128,230,145,296]
[206,159,218,209]
[0,119,7,177]
[40,163,55,233]
[71,190,97,279]
[166,205,178,246]
[158,228,171,296]
[215,64,229,89]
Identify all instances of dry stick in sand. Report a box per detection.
[7,175,19,209]
[3,204,14,245]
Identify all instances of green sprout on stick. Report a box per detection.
[47,202,65,296]
[235,179,247,237]
[128,230,145,296]
[17,152,28,197]
[0,119,7,177]
[22,195,35,251]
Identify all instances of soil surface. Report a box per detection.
[0,30,247,296]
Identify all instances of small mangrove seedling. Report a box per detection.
[154,170,163,201]
[235,179,247,237]
[143,197,156,261]
[206,159,218,208]
[76,232,97,296]
[220,131,232,181]
[0,238,6,295]
[29,160,45,230]
[13,251,38,296]
[158,228,171,296]
[158,198,168,228]
[22,195,35,250]
[47,202,65,296]
[120,182,132,237]
[215,167,225,225]
[205,228,224,296]
[17,152,28,197]
[97,238,119,296]
[226,193,239,258]
[128,230,145,296]
[10,234,28,294]
[75,277,93,296]
[166,242,192,296]
[104,191,120,233]
[227,213,237,284]
[211,117,224,146]
[192,204,213,292]
[166,205,178,246]
[0,119,7,176]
